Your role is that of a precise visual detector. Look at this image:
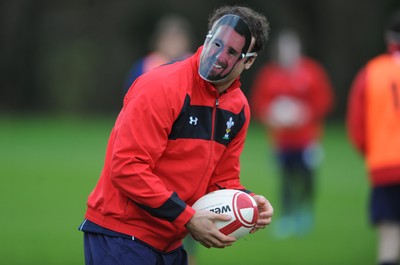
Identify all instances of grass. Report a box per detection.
[0,116,375,265]
[196,122,375,265]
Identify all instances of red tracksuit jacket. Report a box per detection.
[84,47,250,252]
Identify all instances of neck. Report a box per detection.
[214,83,232,94]
[207,73,239,94]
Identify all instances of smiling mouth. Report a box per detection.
[212,59,227,70]
[213,63,223,69]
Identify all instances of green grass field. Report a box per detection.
[0,116,375,265]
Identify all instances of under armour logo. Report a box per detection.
[189,116,198,125]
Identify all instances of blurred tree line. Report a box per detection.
[1,0,399,119]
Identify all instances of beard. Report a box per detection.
[199,54,232,81]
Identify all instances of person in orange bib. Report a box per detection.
[346,9,400,265]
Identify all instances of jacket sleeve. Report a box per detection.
[346,67,367,155]
[110,78,194,227]
[206,103,250,193]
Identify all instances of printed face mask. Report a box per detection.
[199,14,255,82]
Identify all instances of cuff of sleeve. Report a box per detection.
[173,205,195,228]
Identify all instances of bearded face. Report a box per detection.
[199,14,252,83]
[199,25,246,81]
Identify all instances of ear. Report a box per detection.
[244,54,257,70]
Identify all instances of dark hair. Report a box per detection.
[385,9,400,44]
[386,9,400,33]
[208,5,270,53]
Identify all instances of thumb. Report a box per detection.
[253,195,267,208]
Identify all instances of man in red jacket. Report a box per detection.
[251,29,334,238]
[79,6,273,265]
[346,10,400,265]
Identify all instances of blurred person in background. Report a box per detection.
[79,6,273,265]
[346,9,400,265]
[124,14,197,263]
[250,29,334,238]
[123,14,194,92]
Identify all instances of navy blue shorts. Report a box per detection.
[370,184,400,225]
[83,232,188,265]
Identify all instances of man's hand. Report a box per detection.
[250,194,273,234]
[185,210,236,248]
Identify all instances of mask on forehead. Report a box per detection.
[199,14,255,82]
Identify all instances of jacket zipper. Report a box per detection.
[211,97,219,140]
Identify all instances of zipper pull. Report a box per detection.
[216,98,219,107]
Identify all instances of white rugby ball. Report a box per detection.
[191,189,258,239]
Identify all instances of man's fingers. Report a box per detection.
[211,213,232,222]
[197,229,235,248]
